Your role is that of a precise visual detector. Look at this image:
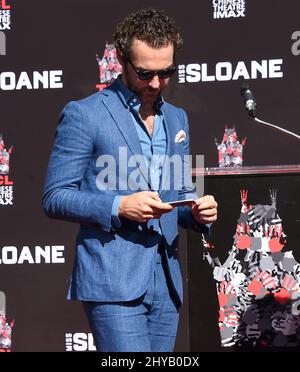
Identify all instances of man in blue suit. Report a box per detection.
[43,8,218,352]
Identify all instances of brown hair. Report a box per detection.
[114,8,183,61]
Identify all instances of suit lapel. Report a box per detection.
[160,104,177,197]
[162,104,176,158]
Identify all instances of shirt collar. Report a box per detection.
[116,75,164,111]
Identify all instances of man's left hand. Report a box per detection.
[191,195,218,225]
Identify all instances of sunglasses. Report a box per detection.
[127,59,177,81]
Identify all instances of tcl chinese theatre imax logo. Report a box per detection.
[212,0,246,19]
[0,0,11,56]
[0,0,11,29]
[0,135,13,206]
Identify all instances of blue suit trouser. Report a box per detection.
[82,246,180,352]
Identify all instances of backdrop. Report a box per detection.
[0,0,299,351]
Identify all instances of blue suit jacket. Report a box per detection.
[43,80,207,304]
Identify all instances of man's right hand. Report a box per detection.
[119,191,173,222]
